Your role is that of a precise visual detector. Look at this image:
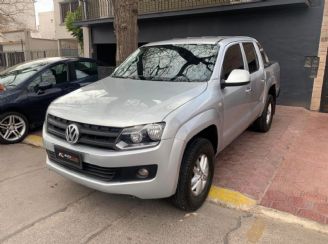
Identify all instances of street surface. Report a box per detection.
[0,143,328,244]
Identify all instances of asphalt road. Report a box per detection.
[0,143,328,244]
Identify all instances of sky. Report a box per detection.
[34,0,54,24]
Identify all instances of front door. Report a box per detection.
[221,43,252,148]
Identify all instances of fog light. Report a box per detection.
[137,168,149,178]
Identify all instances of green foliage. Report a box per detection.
[65,6,83,50]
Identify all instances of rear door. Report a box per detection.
[241,42,265,118]
[221,42,253,147]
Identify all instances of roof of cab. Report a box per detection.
[22,57,96,65]
[144,36,256,46]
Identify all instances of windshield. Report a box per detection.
[112,44,219,82]
[0,60,49,90]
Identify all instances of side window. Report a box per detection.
[28,75,42,92]
[222,44,245,80]
[27,64,68,92]
[74,61,98,80]
[243,43,259,73]
[257,43,270,67]
[49,64,68,84]
[42,69,57,85]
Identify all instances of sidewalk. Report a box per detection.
[213,106,328,224]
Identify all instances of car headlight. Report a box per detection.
[116,123,165,150]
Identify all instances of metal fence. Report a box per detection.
[82,0,258,20]
[0,49,79,70]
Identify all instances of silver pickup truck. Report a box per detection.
[43,36,280,211]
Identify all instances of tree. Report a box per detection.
[65,7,83,50]
[0,0,34,31]
[112,0,138,65]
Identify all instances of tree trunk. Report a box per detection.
[112,0,138,66]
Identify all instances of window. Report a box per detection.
[60,0,79,23]
[243,43,259,73]
[112,44,219,82]
[74,61,98,79]
[257,43,270,67]
[28,64,68,91]
[222,44,244,80]
[49,64,69,84]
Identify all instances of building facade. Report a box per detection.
[76,0,326,111]
[37,11,56,40]
[53,0,79,55]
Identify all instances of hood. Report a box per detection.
[48,77,207,127]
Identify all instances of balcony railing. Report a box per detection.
[81,0,257,21]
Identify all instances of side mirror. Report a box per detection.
[38,81,53,91]
[222,69,250,88]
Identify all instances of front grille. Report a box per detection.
[47,114,123,150]
[47,151,157,183]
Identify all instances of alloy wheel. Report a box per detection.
[0,115,26,142]
[266,102,272,125]
[191,154,209,196]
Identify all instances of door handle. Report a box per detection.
[245,87,252,93]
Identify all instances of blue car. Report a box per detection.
[0,57,99,144]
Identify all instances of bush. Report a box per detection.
[65,7,83,50]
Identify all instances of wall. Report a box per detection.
[311,0,328,111]
[92,2,324,108]
[38,11,56,39]
[29,38,58,50]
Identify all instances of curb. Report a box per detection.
[208,185,257,210]
[253,206,328,235]
[208,186,328,235]
[23,135,43,148]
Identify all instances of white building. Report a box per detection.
[37,11,56,40]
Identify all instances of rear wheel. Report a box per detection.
[171,138,214,211]
[0,112,29,144]
[251,94,275,133]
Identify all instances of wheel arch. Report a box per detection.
[0,108,31,124]
[174,109,221,154]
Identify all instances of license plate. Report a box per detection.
[54,147,82,169]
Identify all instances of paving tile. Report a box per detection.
[212,106,328,224]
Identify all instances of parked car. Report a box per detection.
[43,37,280,211]
[0,57,99,144]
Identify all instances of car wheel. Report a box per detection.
[171,138,214,211]
[251,94,275,133]
[0,112,29,144]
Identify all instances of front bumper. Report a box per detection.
[43,127,185,199]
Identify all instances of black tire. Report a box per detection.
[171,138,215,211]
[251,94,275,133]
[0,112,29,144]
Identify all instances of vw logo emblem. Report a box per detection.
[65,124,80,144]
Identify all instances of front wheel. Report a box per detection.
[0,112,29,144]
[171,138,214,211]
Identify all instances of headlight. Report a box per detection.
[116,123,165,150]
